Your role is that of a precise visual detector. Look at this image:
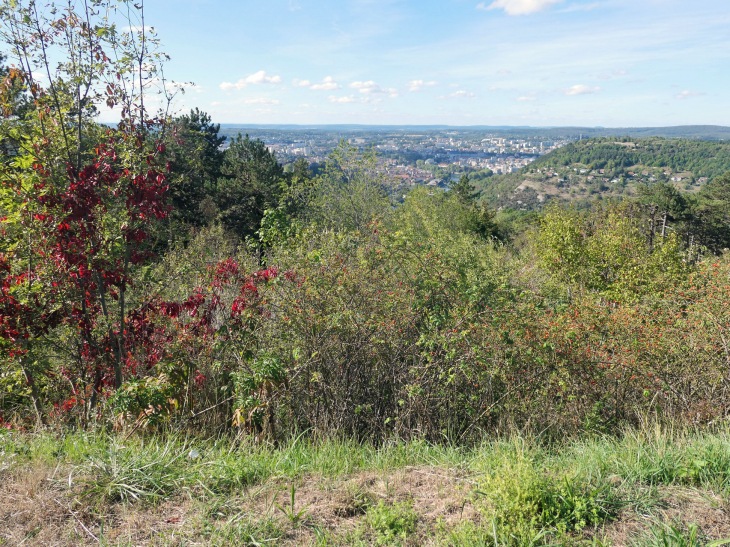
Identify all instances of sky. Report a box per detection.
[132,0,730,127]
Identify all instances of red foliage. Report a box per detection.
[0,140,172,403]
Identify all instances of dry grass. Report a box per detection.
[242,466,481,545]
[602,487,730,546]
[0,463,481,546]
[0,465,198,546]
[6,464,729,546]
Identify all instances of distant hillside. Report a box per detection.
[475,137,730,211]
[481,125,730,141]
[217,124,730,141]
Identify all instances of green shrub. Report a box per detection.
[365,499,418,545]
[475,450,613,543]
[109,376,177,429]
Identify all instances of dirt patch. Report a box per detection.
[603,487,730,546]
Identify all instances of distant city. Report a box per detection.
[218,126,577,186]
[216,125,730,188]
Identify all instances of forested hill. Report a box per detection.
[475,137,730,211]
[533,137,730,179]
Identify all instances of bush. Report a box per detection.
[475,448,613,543]
[365,500,418,545]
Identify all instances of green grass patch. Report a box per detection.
[364,499,419,545]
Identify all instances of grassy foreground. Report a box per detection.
[1,426,730,546]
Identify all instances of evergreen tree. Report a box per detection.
[166,108,226,227]
[216,134,285,240]
[692,171,730,253]
[449,174,474,203]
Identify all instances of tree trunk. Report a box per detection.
[20,359,45,426]
[648,205,658,253]
[95,273,122,389]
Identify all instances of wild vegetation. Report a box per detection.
[1,1,730,545]
[476,137,730,212]
[535,138,730,180]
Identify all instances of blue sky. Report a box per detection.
[138,0,730,126]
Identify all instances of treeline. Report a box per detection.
[162,110,312,242]
[533,137,730,179]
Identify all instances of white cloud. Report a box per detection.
[245,71,282,84]
[477,0,563,16]
[292,78,311,87]
[563,84,600,95]
[220,70,282,91]
[449,83,460,88]
[220,81,245,91]
[675,90,705,99]
[440,90,477,100]
[311,76,341,91]
[558,2,602,13]
[497,69,512,74]
[349,81,399,97]
[408,79,438,92]
[329,95,357,103]
[517,96,536,101]
[245,98,281,105]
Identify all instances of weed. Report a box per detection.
[205,512,284,546]
[334,484,374,517]
[630,521,730,547]
[475,449,615,545]
[78,438,189,505]
[365,499,418,545]
[437,520,493,546]
[275,484,310,526]
[541,479,615,531]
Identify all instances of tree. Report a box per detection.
[449,174,474,203]
[536,203,689,301]
[0,0,174,420]
[165,108,225,228]
[215,134,285,241]
[308,141,389,232]
[636,182,687,252]
[446,174,501,241]
[691,171,730,254]
[0,52,30,121]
